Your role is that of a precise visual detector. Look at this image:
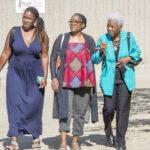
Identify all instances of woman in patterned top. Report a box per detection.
[50,13,98,150]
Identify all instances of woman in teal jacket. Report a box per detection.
[92,11,141,150]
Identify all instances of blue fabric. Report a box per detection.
[6,27,44,138]
[92,31,141,96]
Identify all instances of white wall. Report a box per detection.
[0,0,149,88]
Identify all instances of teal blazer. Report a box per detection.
[92,30,141,96]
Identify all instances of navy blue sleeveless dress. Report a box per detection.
[6,27,44,138]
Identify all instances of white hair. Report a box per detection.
[108,11,124,26]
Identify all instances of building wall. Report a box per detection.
[0,0,150,88]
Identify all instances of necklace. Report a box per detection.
[113,40,120,52]
[114,46,118,51]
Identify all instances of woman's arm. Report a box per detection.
[0,30,12,72]
[92,38,106,64]
[129,33,141,61]
[118,33,141,65]
[50,34,62,92]
[87,36,96,55]
[50,34,62,79]
[40,32,49,88]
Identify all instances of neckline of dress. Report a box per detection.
[20,27,35,49]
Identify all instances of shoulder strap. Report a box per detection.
[9,27,19,49]
[127,32,130,53]
[57,34,65,55]
[60,34,65,50]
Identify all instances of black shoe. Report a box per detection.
[106,134,115,147]
[117,144,126,150]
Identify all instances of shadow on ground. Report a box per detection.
[0,134,107,150]
[42,134,106,150]
[0,89,149,149]
[98,88,150,128]
[129,89,150,128]
[0,136,32,150]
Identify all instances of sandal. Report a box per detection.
[4,141,19,150]
[71,142,81,150]
[32,138,41,149]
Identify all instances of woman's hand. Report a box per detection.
[39,77,47,89]
[96,38,108,51]
[116,57,132,66]
[100,38,108,52]
[51,78,59,93]
[95,38,107,57]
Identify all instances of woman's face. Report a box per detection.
[107,19,122,38]
[69,15,85,33]
[22,11,36,30]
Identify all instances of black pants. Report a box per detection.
[103,82,131,145]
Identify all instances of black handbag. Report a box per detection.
[127,32,142,67]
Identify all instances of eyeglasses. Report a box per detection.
[68,20,83,25]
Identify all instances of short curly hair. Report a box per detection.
[108,11,124,27]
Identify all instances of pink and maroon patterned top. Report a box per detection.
[62,43,96,88]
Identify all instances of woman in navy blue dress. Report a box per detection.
[0,7,49,149]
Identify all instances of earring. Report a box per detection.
[34,21,37,27]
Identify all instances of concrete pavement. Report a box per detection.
[0,77,150,150]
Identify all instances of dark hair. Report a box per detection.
[24,7,45,44]
[73,13,87,29]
